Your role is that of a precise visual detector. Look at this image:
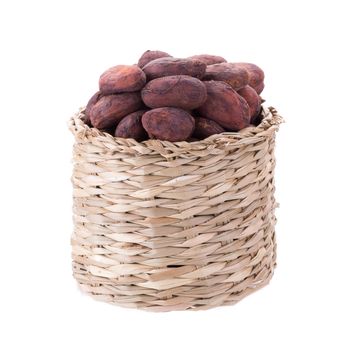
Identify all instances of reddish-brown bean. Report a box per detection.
[254,81,265,94]
[84,91,102,126]
[141,75,207,110]
[99,65,146,94]
[115,110,148,141]
[142,107,195,141]
[203,63,249,90]
[230,62,264,92]
[237,86,261,121]
[137,50,172,68]
[90,93,143,129]
[142,57,206,80]
[193,117,225,139]
[188,54,227,65]
[197,81,250,131]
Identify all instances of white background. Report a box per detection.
[0,0,349,349]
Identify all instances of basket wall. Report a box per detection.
[69,106,283,311]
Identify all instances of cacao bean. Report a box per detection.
[237,85,261,121]
[142,107,195,141]
[203,63,249,90]
[143,57,206,80]
[193,117,225,139]
[138,50,172,68]
[99,65,146,94]
[90,93,143,129]
[255,81,265,94]
[141,75,207,110]
[197,81,250,131]
[188,54,227,65]
[230,62,264,93]
[84,91,101,126]
[115,110,148,142]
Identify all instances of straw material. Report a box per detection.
[69,106,283,311]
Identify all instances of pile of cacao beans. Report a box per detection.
[84,50,265,142]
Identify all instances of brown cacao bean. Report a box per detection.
[142,57,206,80]
[115,110,148,142]
[90,93,143,129]
[141,75,207,110]
[99,65,146,94]
[193,117,225,139]
[203,63,249,90]
[230,63,264,93]
[142,107,195,141]
[84,91,102,126]
[254,81,265,94]
[197,81,250,131]
[137,50,172,68]
[188,54,227,65]
[237,86,261,121]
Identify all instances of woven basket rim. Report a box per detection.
[68,105,283,157]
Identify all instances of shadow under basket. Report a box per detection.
[69,106,283,311]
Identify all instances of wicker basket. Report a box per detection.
[69,106,283,311]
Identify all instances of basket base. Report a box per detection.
[74,265,275,312]
[72,228,276,311]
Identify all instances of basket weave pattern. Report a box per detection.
[69,106,282,311]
